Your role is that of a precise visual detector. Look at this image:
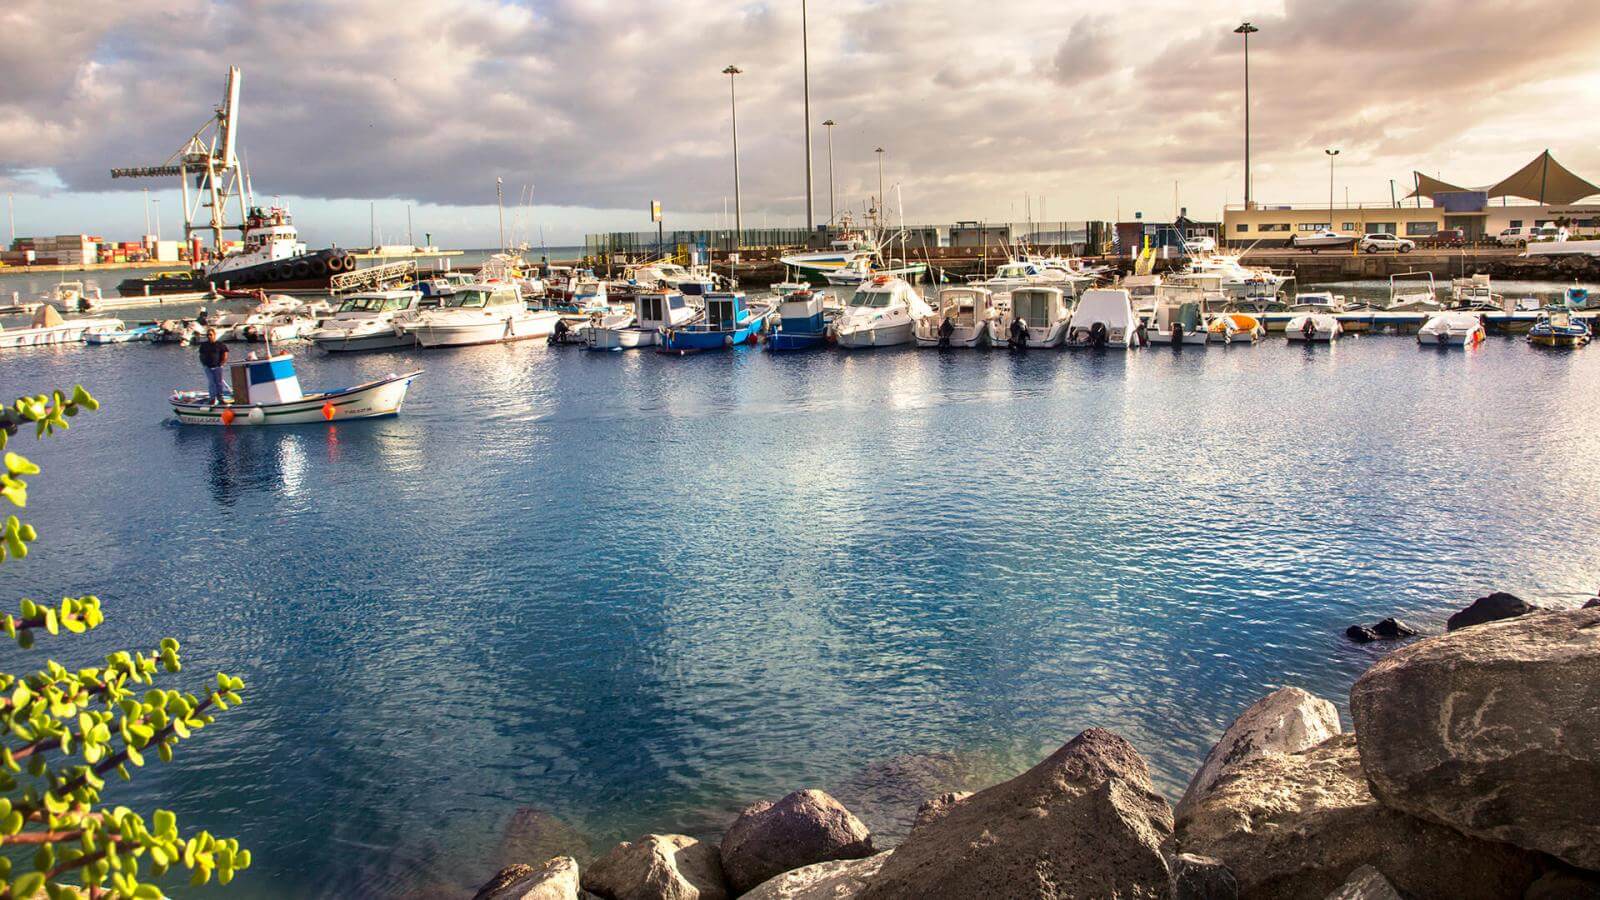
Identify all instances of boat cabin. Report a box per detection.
[225,353,303,405]
[777,291,827,334]
[636,291,695,328]
[703,292,753,330]
[1009,286,1068,327]
[334,290,421,317]
[935,286,994,326]
[445,284,522,309]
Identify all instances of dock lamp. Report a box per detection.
[723,65,744,251]
[1325,148,1340,217]
[875,147,886,221]
[1234,22,1259,207]
[823,119,837,228]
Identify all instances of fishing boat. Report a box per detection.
[588,290,699,350]
[0,306,125,350]
[1065,289,1138,349]
[84,324,159,345]
[1528,311,1591,348]
[658,292,766,354]
[1449,274,1501,311]
[1417,311,1486,347]
[1207,312,1264,344]
[823,256,928,287]
[915,286,995,348]
[170,352,421,425]
[1285,313,1343,343]
[991,285,1073,348]
[308,290,426,353]
[832,276,932,349]
[1146,299,1209,346]
[778,214,877,278]
[397,283,561,348]
[766,290,830,351]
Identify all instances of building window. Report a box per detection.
[1405,221,1438,236]
[1341,222,1358,231]
[1259,223,1290,232]
[1366,222,1397,235]
[1509,219,1523,229]
[1297,222,1330,231]
[1534,219,1550,227]
[1235,223,1248,233]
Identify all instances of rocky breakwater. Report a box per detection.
[474,598,1600,899]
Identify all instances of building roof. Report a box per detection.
[1407,151,1600,204]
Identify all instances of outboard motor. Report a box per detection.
[1301,317,1317,341]
[1090,321,1108,348]
[1172,321,1184,344]
[549,317,570,345]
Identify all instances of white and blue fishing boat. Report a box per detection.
[766,290,829,351]
[84,324,159,345]
[170,353,422,425]
[1528,311,1591,349]
[586,290,700,350]
[657,292,766,354]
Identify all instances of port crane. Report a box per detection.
[110,66,247,255]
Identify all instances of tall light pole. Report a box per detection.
[1234,22,1259,208]
[143,188,151,237]
[874,147,885,226]
[1325,148,1340,216]
[823,120,837,228]
[801,0,814,234]
[723,65,744,250]
[495,177,505,252]
[152,199,161,242]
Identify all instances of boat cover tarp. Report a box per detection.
[32,305,64,328]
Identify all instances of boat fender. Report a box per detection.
[220,407,236,426]
[322,402,336,421]
[247,407,265,425]
[724,334,734,348]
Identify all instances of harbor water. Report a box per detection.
[3,285,1600,897]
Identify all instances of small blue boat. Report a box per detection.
[766,291,829,351]
[1529,311,1591,348]
[84,324,159,345]
[658,292,766,354]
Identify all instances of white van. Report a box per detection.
[1499,224,1570,246]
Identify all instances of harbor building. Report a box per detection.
[1224,150,1600,246]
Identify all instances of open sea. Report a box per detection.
[2,277,1599,897]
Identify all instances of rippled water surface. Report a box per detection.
[4,311,1600,897]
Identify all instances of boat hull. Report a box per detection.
[170,371,421,425]
[311,328,418,353]
[402,312,561,348]
[834,320,914,349]
[0,319,125,349]
[587,326,659,350]
[767,331,828,351]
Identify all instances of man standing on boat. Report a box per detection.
[198,328,228,404]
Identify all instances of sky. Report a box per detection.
[5,0,1600,249]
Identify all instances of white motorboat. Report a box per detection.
[1417,311,1486,347]
[1122,273,1164,316]
[586,290,701,350]
[0,305,124,350]
[170,352,420,425]
[1288,229,1358,250]
[990,285,1073,348]
[1065,289,1139,349]
[1449,274,1501,311]
[398,283,562,348]
[779,214,878,276]
[1285,313,1343,342]
[1207,312,1265,344]
[1287,290,1347,312]
[1187,253,1293,307]
[832,276,932,349]
[1386,272,1444,312]
[1146,298,1210,346]
[309,290,426,353]
[915,286,995,348]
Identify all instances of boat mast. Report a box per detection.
[802,0,814,235]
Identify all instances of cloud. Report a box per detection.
[4,0,1600,242]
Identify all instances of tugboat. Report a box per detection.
[115,206,357,296]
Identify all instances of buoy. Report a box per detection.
[322,402,336,421]
[247,407,265,425]
[220,407,235,425]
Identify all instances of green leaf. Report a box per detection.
[3,453,39,476]
[12,871,45,898]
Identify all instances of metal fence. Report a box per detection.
[584,221,1113,262]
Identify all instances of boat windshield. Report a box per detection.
[849,288,894,308]
[996,264,1035,278]
[338,297,383,313]
[447,288,492,308]
[382,295,414,311]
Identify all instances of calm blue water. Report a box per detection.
[3,317,1600,898]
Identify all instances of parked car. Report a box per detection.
[1288,229,1358,251]
[1424,228,1465,247]
[1183,236,1217,254]
[1360,233,1415,253]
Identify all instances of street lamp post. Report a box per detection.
[823,120,837,229]
[723,65,744,251]
[1325,148,1340,217]
[1234,22,1259,207]
[874,147,885,226]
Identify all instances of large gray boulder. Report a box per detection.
[1175,687,1341,826]
[1446,591,1536,630]
[473,857,581,900]
[739,853,888,900]
[859,728,1173,900]
[1351,607,1600,871]
[582,834,727,900]
[719,790,873,895]
[1175,733,1546,899]
[1323,865,1400,900]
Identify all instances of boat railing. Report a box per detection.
[330,260,417,294]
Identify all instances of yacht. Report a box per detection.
[0,305,124,350]
[1065,289,1139,349]
[588,290,701,350]
[308,290,426,353]
[398,283,561,347]
[832,276,932,349]
[990,285,1073,348]
[914,286,995,348]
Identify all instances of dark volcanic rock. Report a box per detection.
[1583,597,1600,610]
[1351,608,1600,871]
[859,728,1173,900]
[1323,865,1401,900]
[473,857,581,900]
[909,791,970,835]
[1523,867,1600,899]
[827,750,996,845]
[1175,687,1340,826]
[1170,852,1238,900]
[1346,619,1419,643]
[1345,625,1379,644]
[1446,591,1537,631]
[1175,733,1546,900]
[718,790,873,896]
[583,834,727,900]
